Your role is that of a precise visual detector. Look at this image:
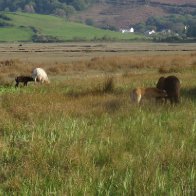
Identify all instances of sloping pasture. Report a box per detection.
[0,12,144,42]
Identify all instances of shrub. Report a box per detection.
[85,18,94,26]
[0,21,12,27]
[32,34,61,43]
[0,14,11,21]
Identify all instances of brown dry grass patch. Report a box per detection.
[0,53,195,87]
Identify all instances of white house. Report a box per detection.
[121,27,134,33]
[145,30,156,35]
[148,30,156,35]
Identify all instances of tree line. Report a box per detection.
[0,0,149,17]
[0,0,99,17]
[133,14,196,39]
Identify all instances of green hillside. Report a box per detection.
[0,26,33,42]
[0,12,144,42]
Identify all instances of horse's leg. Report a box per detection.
[34,77,37,84]
[137,94,142,104]
[15,82,19,88]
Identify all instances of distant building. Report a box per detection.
[149,30,156,35]
[145,30,156,35]
[121,28,134,33]
[161,29,171,34]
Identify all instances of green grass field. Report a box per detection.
[0,49,195,194]
[0,26,33,42]
[0,12,144,42]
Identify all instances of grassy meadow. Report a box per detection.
[0,43,196,195]
[0,12,144,42]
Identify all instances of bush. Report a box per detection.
[0,21,12,27]
[0,14,11,21]
[85,18,94,26]
[32,34,61,43]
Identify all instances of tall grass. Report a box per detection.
[1,52,195,81]
[0,53,195,194]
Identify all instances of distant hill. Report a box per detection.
[70,0,196,30]
[0,1,195,30]
[0,1,195,42]
[0,12,144,42]
[150,0,196,5]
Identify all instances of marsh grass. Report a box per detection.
[0,53,195,195]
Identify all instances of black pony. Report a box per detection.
[15,76,34,87]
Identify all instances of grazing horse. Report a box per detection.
[32,68,50,84]
[15,76,34,87]
[131,87,167,104]
[156,75,180,104]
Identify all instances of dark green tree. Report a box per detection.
[187,24,196,37]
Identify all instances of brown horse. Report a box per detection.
[131,87,167,104]
[156,75,180,104]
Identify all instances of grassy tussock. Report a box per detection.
[0,54,195,195]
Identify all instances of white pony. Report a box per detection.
[32,68,50,84]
